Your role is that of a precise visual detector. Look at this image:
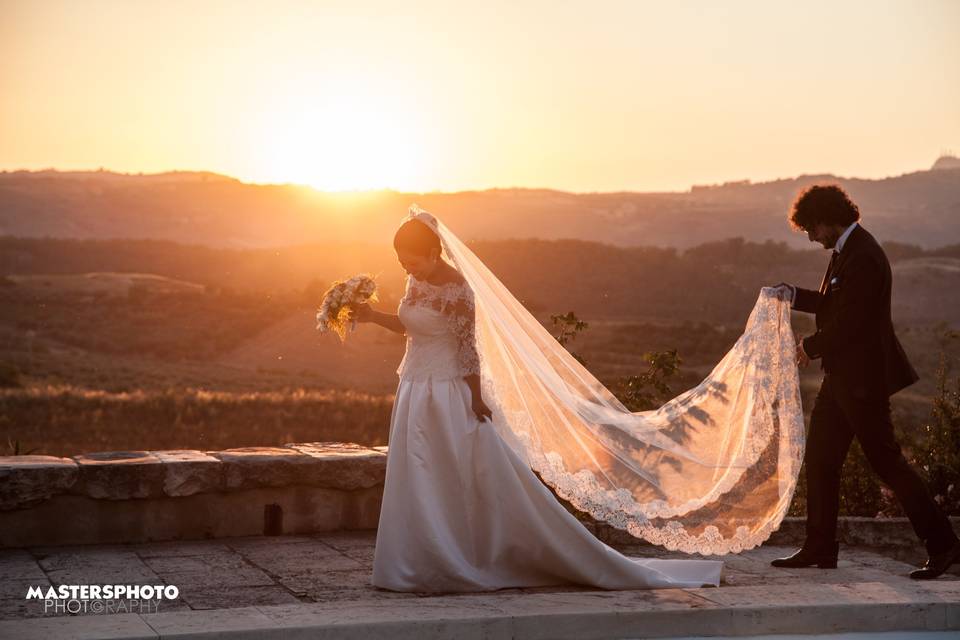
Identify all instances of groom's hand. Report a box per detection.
[772,282,795,303]
[795,334,811,368]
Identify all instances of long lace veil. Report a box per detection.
[406,205,805,555]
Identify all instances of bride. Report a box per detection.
[353,205,804,592]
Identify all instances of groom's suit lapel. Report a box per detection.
[822,224,866,297]
[834,225,866,275]
[818,252,838,295]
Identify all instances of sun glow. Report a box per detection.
[257,83,430,192]
[3,2,958,192]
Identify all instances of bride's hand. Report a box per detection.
[473,397,493,423]
[352,303,374,323]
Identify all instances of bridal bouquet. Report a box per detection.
[315,274,378,341]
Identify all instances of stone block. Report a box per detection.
[284,442,386,490]
[238,539,364,577]
[141,605,276,637]
[208,447,313,490]
[176,584,300,610]
[0,612,158,639]
[153,450,222,497]
[0,455,78,510]
[285,442,381,457]
[71,451,165,500]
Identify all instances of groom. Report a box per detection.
[772,184,960,579]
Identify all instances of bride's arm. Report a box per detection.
[445,286,492,421]
[354,304,405,334]
[464,374,492,422]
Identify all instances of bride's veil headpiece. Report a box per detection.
[403,204,444,247]
[404,204,804,555]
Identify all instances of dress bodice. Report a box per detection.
[396,275,482,381]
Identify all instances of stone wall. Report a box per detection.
[0,442,386,548]
[2,442,955,550]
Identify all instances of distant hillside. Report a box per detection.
[3,236,959,401]
[8,272,205,296]
[1,159,958,249]
[4,234,960,327]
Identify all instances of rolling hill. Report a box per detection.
[2,158,958,249]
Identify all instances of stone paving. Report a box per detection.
[1,531,958,638]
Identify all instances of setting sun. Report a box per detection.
[4,1,956,192]
[254,76,431,191]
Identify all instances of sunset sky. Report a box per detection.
[2,0,958,192]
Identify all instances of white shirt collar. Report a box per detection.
[835,221,858,253]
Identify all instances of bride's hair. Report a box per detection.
[394,218,442,256]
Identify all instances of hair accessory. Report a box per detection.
[404,204,440,235]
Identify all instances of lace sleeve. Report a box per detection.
[398,276,411,312]
[443,283,482,377]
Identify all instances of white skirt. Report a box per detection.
[371,376,723,592]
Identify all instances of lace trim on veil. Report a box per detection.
[489,331,802,555]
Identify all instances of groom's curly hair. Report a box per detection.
[789,184,861,231]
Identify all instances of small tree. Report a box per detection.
[616,349,682,412]
[914,344,960,514]
[549,310,682,411]
[550,311,589,365]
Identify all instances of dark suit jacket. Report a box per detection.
[793,224,918,398]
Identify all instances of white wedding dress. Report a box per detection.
[371,275,723,592]
[370,206,803,593]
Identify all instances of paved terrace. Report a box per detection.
[1,532,958,639]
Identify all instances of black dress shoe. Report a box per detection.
[910,540,960,580]
[770,543,839,569]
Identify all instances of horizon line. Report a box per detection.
[0,157,955,196]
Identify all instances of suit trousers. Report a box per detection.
[804,373,958,555]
